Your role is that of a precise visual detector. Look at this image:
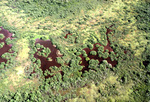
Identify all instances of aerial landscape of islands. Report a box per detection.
[0,0,149,101]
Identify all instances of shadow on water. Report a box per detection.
[0,27,13,63]
[34,39,63,78]
[79,26,118,72]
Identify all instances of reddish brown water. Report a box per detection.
[34,39,63,77]
[0,27,13,63]
[79,26,118,72]
[64,33,72,38]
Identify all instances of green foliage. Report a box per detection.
[98,51,103,58]
[7,0,101,18]
[98,46,104,52]
[36,59,41,67]
[75,37,81,43]
[1,53,12,60]
[88,59,99,70]
[107,63,112,68]
[72,48,77,53]
[105,49,109,52]
[90,50,97,55]
[37,47,51,57]
[40,36,47,40]
[103,60,108,65]
[109,51,117,61]
[0,0,149,101]
[76,52,81,56]
[99,26,107,33]
[0,62,5,69]
[81,50,86,54]
[87,43,93,50]
[133,1,150,33]
[85,57,90,61]
[147,64,150,71]
[0,18,17,34]
[0,42,4,48]
[142,41,150,71]
[56,57,63,64]
[81,44,87,49]
[101,33,107,41]
[95,44,100,48]
[35,43,41,49]
[0,34,4,39]
[76,56,81,61]
[5,38,12,45]
[83,53,88,57]
[102,52,109,59]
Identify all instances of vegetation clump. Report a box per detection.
[7,0,102,18]
[90,50,97,55]
[0,42,4,48]
[0,34,4,40]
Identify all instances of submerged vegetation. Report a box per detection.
[0,0,149,101]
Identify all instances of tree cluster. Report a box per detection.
[0,42,4,48]
[7,0,102,19]
[0,34,4,40]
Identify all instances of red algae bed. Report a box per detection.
[0,27,13,63]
